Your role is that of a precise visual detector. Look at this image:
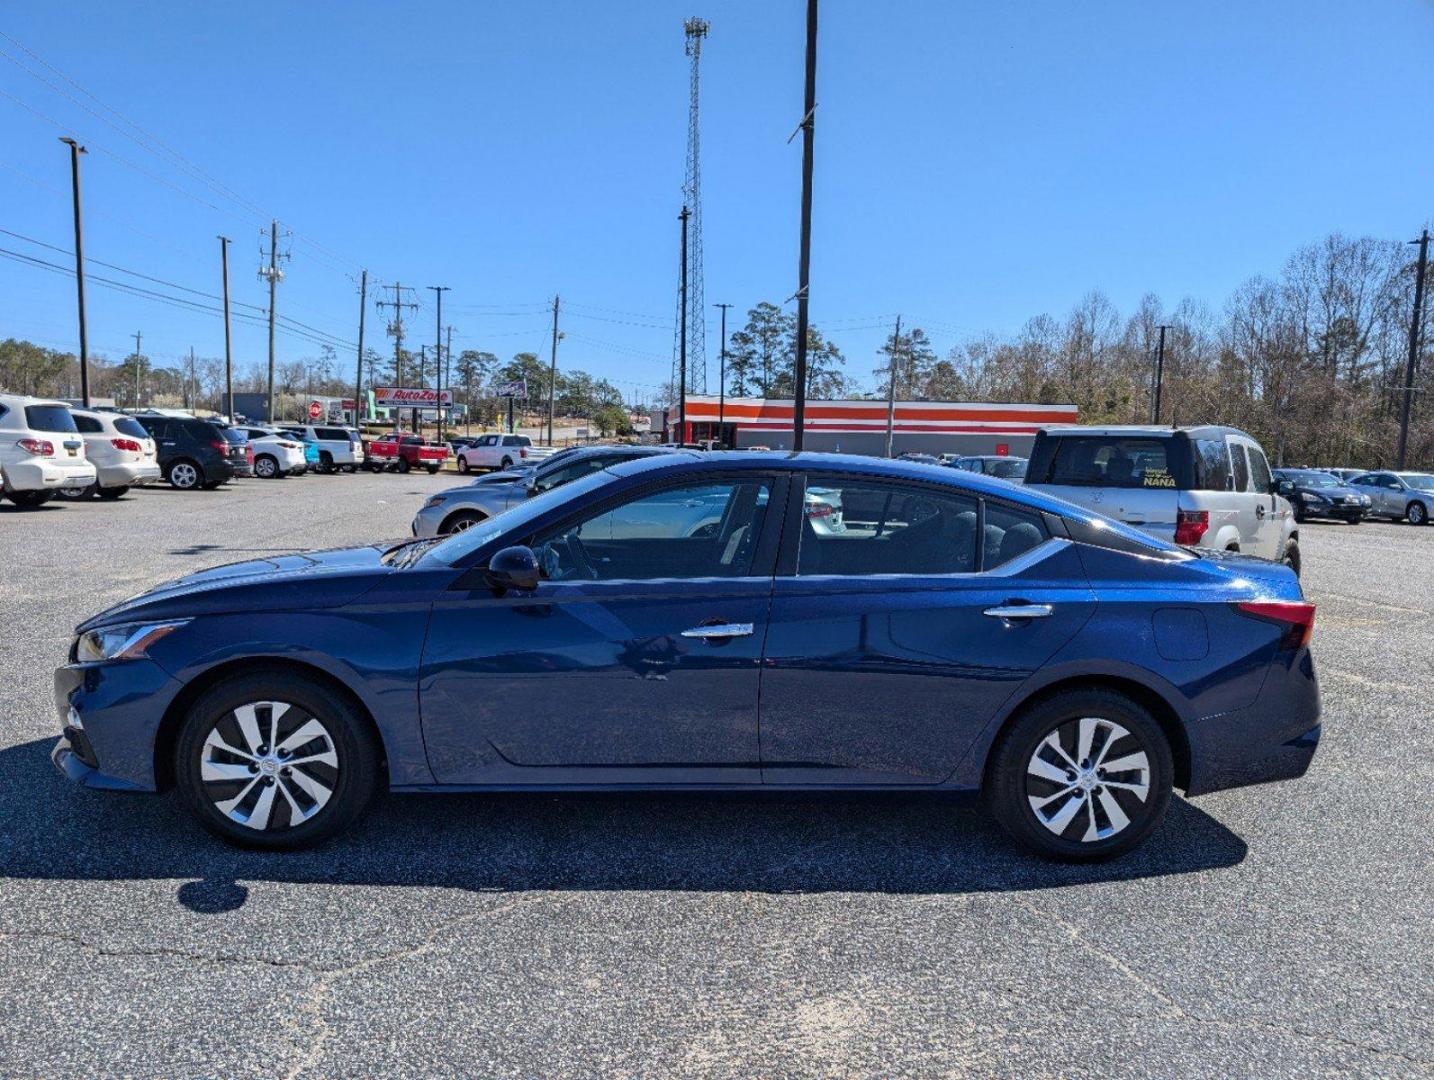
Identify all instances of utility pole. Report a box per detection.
[790,0,818,451]
[445,324,454,437]
[548,294,561,445]
[715,302,732,444]
[258,220,287,422]
[1151,324,1171,424]
[428,285,449,440]
[187,346,196,409]
[354,269,368,427]
[417,345,427,432]
[1397,230,1429,470]
[131,330,142,409]
[59,138,90,407]
[219,236,234,421]
[884,315,903,458]
[375,282,418,432]
[678,208,690,441]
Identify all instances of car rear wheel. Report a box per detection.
[397,457,411,473]
[5,489,55,508]
[57,483,96,499]
[500,455,513,469]
[318,451,335,474]
[97,486,130,500]
[1408,501,1428,526]
[254,454,280,479]
[168,460,202,490]
[456,456,470,474]
[425,464,440,474]
[1282,538,1301,576]
[986,689,1173,861]
[175,672,380,850]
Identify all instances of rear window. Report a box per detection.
[24,405,78,433]
[1035,436,1182,489]
[113,417,148,439]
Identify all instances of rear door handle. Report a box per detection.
[1256,505,1267,518]
[681,622,754,639]
[983,604,1054,620]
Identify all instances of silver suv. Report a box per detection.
[1025,425,1300,573]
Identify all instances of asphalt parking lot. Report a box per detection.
[1,472,1431,1079]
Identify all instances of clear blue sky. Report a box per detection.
[2,0,1432,401]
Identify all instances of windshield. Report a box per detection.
[1404,474,1434,491]
[422,467,620,566]
[988,458,1027,479]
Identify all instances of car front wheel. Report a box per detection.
[986,689,1173,861]
[441,510,487,535]
[5,488,55,508]
[174,672,380,850]
[1408,501,1428,526]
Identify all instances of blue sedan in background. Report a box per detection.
[52,452,1320,860]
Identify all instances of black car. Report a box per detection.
[132,414,251,490]
[1272,468,1369,523]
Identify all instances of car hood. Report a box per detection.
[1297,483,1363,499]
[78,543,398,631]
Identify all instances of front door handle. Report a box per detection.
[983,604,1054,621]
[681,622,754,639]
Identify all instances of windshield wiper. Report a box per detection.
[380,537,443,568]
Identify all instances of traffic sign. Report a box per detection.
[308,400,323,420]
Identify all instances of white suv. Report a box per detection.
[0,394,97,508]
[67,409,161,498]
[236,425,307,479]
[1025,424,1301,573]
[456,433,557,473]
[278,424,364,472]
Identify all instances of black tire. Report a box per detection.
[318,451,335,474]
[1281,538,1301,576]
[254,454,281,480]
[397,457,411,474]
[457,456,470,474]
[174,671,381,851]
[986,689,1173,862]
[6,489,55,508]
[341,464,356,474]
[57,483,96,500]
[440,510,487,535]
[425,464,440,475]
[97,485,130,500]
[167,459,203,490]
[500,455,513,470]
[1408,501,1428,526]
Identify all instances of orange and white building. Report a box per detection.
[662,395,1079,457]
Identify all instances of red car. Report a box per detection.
[366,433,449,474]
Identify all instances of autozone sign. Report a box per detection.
[375,387,454,407]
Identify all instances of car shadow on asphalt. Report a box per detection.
[0,738,1247,912]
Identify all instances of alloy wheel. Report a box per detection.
[1410,503,1427,526]
[199,701,339,832]
[170,462,199,489]
[1025,716,1150,843]
[255,456,277,479]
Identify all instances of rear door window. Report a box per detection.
[1247,446,1273,493]
[23,405,78,433]
[1042,436,1178,489]
[1192,437,1232,491]
[1231,445,1251,492]
[797,478,979,576]
[983,502,1049,568]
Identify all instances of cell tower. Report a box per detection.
[672,16,709,399]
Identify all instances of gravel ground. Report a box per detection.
[1,473,1431,1079]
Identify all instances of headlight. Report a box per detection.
[1306,492,1327,503]
[75,620,188,663]
[423,495,447,509]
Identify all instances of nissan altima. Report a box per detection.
[52,452,1321,860]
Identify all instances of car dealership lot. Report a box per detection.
[1,476,1431,1079]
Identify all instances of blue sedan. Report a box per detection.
[52,452,1320,860]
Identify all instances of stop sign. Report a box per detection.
[308,401,322,420]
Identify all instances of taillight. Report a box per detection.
[209,439,227,452]
[17,438,53,456]
[111,437,142,452]
[520,448,529,458]
[1174,509,1208,545]
[1236,600,1316,650]
[245,446,254,461]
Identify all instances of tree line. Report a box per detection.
[2,229,1430,465]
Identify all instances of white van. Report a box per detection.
[0,394,97,507]
[1024,425,1301,573]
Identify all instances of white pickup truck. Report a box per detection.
[455,433,557,473]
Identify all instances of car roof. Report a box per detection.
[1037,424,1248,439]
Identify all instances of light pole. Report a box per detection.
[59,138,90,407]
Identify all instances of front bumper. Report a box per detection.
[4,458,97,491]
[52,658,186,791]
[411,504,445,537]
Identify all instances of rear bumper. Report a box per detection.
[4,459,97,491]
[1184,648,1321,796]
[96,461,162,488]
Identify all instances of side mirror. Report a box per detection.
[525,475,540,497]
[484,545,540,595]
[1275,478,1295,496]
